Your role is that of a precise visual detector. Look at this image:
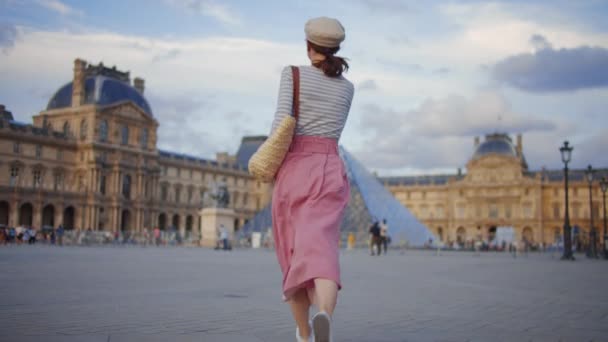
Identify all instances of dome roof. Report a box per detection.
[46,76,152,115]
[473,133,518,159]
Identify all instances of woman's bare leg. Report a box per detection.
[313,278,338,316]
[288,289,311,339]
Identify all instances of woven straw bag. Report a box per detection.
[249,66,300,182]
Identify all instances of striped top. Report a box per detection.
[270,65,354,141]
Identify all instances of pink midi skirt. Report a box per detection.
[272,135,350,301]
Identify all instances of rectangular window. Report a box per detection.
[456,205,465,219]
[57,149,63,161]
[10,167,19,186]
[436,206,444,219]
[523,203,532,218]
[188,188,193,204]
[572,203,580,219]
[505,204,512,219]
[35,145,42,159]
[13,142,20,154]
[54,173,63,191]
[200,189,205,205]
[161,185,168,201]
[553,203,560,219]
[175,188,181,203]
[593,203,600,220]
[489,204,498,218]
[243,193,248,207]
[33,170,42,188]
[100,175,106,195]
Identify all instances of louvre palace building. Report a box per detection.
[1,58,605,248]
[0,59,271,237]
[381,134,606,247]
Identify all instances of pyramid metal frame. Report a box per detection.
[240,147,436,247]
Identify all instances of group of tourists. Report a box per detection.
[0,225,64,246]
[368,219,390,256]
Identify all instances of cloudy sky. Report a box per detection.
[1,0,607,175]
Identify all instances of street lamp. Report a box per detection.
[584,165,597,258]
[600,177,608,259]
[560,141,574,260]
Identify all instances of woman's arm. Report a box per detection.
[269,66,294,135]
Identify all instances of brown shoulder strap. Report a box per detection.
[291,66,300,120]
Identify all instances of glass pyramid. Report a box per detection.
[239,147,436,247]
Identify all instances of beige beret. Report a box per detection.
[305,17,345,48]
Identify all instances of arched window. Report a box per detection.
[63,121,70,136]
[121,125,129,145]
[80,119,87,140]
[140,128,149,148]
[122,174,131,199]
[99,120,108,142]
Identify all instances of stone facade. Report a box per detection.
[0,59,271,239]
[382,133,606,247]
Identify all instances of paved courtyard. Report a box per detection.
[0,246,607,342]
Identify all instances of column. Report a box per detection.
[92,205,98,230]
[33,202,42,229]
[89,205,95,230]
[134,208,141,231]
[9,200,17,227]
[137,173,144,200]
[55,204,63,228]
[80,204,86,230]
[92,169,98,194]
[179,214,186,237]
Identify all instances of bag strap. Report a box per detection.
[291,66,300,120]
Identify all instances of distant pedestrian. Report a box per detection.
[369,221,381,256]
[380,219,389,255]
[219,224,229,250]
[56,225,64,246]
[153,227,161,246]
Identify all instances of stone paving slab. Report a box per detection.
[0,246,607,341]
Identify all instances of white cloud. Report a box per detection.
[36,0,82,16]
[352,91,562,174]
[167,0,241,26]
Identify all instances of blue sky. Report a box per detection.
[1,0,608,175]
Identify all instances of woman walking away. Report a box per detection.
[270,16,354,342]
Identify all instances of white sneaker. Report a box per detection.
[312,311,332,342]
[296,325,313,342]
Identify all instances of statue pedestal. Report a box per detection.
[199,207,236,248]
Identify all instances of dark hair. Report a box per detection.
[307,41,349,77]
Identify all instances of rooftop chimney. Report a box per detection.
[474,136,480,147]
[516,133,523,156]
[72,58,87,107]
[134,77,145,94]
